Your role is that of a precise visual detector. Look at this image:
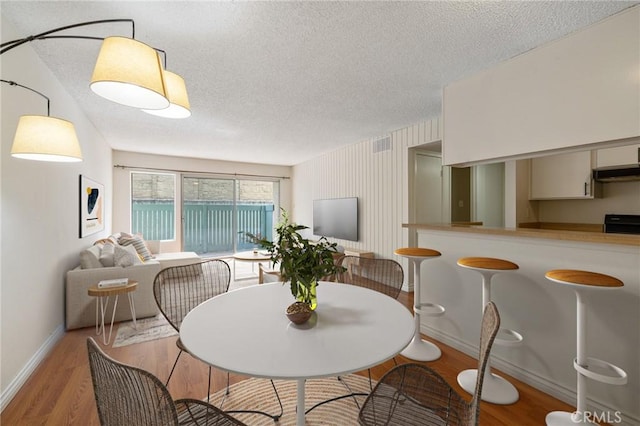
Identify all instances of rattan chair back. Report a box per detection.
[471,300,500,418]
[153,259,231,332]
[337,256,404,299]
[358,302,500,426]
[86,337,245,426]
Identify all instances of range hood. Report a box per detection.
[592,164,640,182]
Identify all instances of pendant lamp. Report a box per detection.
[143,70,191,118]
[90,36,169,110]
[10,115,82,162]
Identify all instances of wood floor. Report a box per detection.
[1,291,578,425]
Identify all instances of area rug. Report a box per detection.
[112,315,177,347]
[210,375,372,425]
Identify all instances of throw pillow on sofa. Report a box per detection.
[114,244,143,267]
[99,242,116,267]
[119,234,153,261]
[80,245,103,269]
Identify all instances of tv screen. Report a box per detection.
[313,197,358,241]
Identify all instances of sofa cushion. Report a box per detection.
[99,242,115,267]
[154,252,201,269]
[80,245,103,269]
[119,234,153,261]
[114,244,142,267]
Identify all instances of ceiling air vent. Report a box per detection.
[373,135,391,153]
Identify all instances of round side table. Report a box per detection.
[88,281,138,345]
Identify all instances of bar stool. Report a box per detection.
[394,247,445,361]
[545,269,627,426]
[456,257,522,404]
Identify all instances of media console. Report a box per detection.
[342,247,374,258]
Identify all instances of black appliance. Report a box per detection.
[592,146,640,182]
[592,164,640,182]
[603,214,640,235]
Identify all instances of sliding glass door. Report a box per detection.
[182,176,278,256]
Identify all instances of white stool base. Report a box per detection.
[457,368,519,405]
[400,335,441,361]
[546,411,596,425]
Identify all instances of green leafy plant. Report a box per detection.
[248,209,345,307]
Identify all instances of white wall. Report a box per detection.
[112,150,292,251]
[1,15,113,409]
[292,118,442,283]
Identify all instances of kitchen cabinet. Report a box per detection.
[596,144,640,168]
[529,151,598,200]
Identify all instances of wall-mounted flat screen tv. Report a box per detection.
[313,197,358,241]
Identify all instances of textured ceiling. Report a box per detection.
[1,1,636,166]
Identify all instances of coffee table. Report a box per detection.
[180,281,414,425]
[232,250,271,280]
[88,280,138,345]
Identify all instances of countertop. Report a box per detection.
[403,223,640,247]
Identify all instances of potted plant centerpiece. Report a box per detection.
[249,209,345,324]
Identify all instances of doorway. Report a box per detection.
[450,167,471,222]
[414,152,443,223]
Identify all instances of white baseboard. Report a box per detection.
[421,323,638,426]
[1,324,65,412]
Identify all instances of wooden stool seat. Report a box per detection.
[395,247,444,361]
[545,269,623,288]
[457,257,519,271]
[394,247,441,258]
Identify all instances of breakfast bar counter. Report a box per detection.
[401,223,639,423]
[403,222,640,246]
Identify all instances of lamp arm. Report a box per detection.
[0,19,169,68]
[0,79,50,116]
[0,19,135,55]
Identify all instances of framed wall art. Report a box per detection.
[79,175,105,238]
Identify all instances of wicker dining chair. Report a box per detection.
[154,259,283,421]
[336,256,404,299]
[358,301,501,426]
[87,337,246,426]
[337,255,404,373]
[153,259,231,396]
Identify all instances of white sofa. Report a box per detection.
[65,233,200,330]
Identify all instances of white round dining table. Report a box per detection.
[180,281,414,426]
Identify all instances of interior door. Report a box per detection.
[414,153,443,223]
